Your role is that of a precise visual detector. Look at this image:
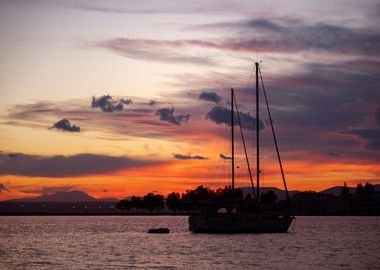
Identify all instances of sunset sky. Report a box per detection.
[0,0,379,200]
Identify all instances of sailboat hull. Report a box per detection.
[189,214,294,234]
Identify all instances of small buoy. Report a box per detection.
[147,227,170,234]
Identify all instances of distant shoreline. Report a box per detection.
[0,212,189,216]
[1,212,379,217]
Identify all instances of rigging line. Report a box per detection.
[231,89,235,190]
[244,65,256,115]
[222,103,231,187]
[259,67,290,204]
[233,92,256,200]
[244,65,255,91]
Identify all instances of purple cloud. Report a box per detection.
[206,106,264,130]
[199,91,222,103]
[52,119,80,132]
[156,108,190,125]
[91,95,132,112]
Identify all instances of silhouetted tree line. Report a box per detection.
[340,182,376,197]
[116,193,165,212]
[116,182,379,215]
[292,182,379,215]
[355,182,375,195]
[116,185,277,212]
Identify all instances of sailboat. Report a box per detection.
[189,62,294,233]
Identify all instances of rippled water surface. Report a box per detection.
[1,216,379,269]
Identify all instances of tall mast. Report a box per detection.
[255,62,260,202]
[231,88,235,190]
[259,68,290,205]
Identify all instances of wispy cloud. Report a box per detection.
[18,0,257,15]
[95,38,216,65]
[343,129,380,151]
[187,18,380,56]
[94,18,380,68]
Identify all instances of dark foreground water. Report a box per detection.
[0,216,379,270]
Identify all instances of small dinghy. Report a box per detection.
[147,227,170,234]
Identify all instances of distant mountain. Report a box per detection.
[241,186,300,201]
[320,186,355,196]
[240,184,380,199]
[7,190,98,202]
[321,184,380,196]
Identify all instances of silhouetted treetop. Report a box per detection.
[181,185,216,202]
[166,192,181,212]
[181,185,243,202]
[215,185,243,200]
[356,183,364,194]
[142,193,164,212]
[364,182,375,194]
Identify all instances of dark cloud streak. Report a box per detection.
[220,153,232,160]
[328,152,340,157]
[0,153,161,177]
[173,153,208,160]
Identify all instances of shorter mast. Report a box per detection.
[231,88,235,190]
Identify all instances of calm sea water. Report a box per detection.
[0,216,379,270]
